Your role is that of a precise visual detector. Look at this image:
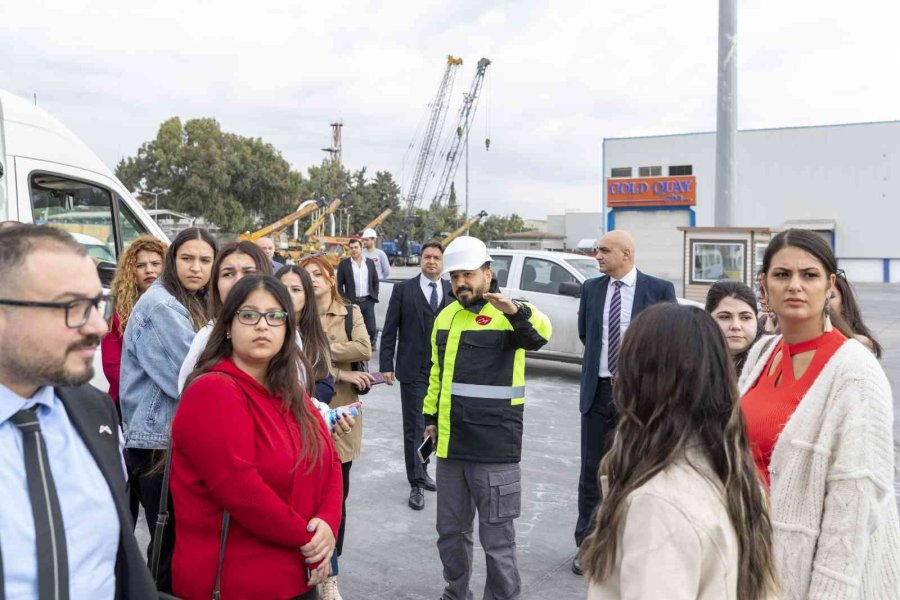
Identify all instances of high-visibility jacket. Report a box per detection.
[423,298,552,463]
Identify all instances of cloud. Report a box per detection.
[2,0,900,220]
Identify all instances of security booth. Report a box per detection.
[678,227,779,304]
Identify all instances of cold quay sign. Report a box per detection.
[607,176,696,208]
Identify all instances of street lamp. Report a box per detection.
[139,189,170,223]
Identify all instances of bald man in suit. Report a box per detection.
[572,230,676,575]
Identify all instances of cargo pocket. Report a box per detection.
[488,468,521,523]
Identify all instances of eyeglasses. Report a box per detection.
[234,309,288,327]
[0,294,112,328]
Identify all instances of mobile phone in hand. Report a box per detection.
[417,435,435,464]
[369,372,386,385]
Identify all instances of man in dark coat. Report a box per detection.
[379,242,451,510]
[0,224,160,599]
[573,230,676,575]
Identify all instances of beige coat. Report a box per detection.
[588,450,740,600]
[321,299,371,463]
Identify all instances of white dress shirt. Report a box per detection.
[419,273,443,306]
[599,266,637,377]
[351,257,369,298]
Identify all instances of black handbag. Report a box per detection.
[152,381,233,600]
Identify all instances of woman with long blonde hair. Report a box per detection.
[582,303,777,600]
[101,235,168,406]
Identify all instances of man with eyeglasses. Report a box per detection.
[0,225,158,599]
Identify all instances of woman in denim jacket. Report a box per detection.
[119,227,217,593]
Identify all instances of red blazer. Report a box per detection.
[171,358,343,600]
[100,313,123,403]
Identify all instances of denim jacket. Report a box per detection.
[119,282,198,450]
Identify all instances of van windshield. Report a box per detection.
[565,258,602,280]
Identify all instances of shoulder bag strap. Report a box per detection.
[151,372,239,596]
[150,444,174,585]
[344,307,353,342]
[211,512,230,600]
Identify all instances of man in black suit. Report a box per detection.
[0,225,159,599]
[379,241,450,510]
[337,237,380,348]
[572,230,676,575]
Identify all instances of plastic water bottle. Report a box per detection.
[326,406,359,429]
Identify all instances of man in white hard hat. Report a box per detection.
[423,236,552,600]
[361,228,391,281]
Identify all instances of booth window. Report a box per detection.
[638,166,661,177]
[691,241,746,284]
[669,165,693,176]
[610,167,632,178]
[754,243,767,279]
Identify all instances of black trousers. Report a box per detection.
[125,448,175,593]
[115,403,142,526]
[355,298,378,348]
[575,379,617,547]
[400,375,429,488]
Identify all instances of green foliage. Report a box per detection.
[469,213,528,242]
[117,117,521,241]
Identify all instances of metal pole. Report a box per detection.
[464,119,469,236]
[714,0,737,227]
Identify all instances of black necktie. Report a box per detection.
[11,406,70,600]
[429,282,439,313]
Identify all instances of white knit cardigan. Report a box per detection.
[739,335,900,599]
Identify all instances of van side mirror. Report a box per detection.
[558,281,582,298]
[97,262,117,288]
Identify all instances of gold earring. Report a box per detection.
[823,304,833,333]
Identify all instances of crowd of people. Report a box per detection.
[0,221,898,600]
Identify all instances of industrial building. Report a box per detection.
[603,120,900,283]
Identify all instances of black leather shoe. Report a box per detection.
[408,487,425,510]
[422,470,437,492]
[571,555,583,576]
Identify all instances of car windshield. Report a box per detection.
[565,258,602,279]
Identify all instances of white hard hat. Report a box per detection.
[442,236,493,274]
[362,228,378,238]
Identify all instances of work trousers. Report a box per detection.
[436,458,522,600]
[400,375,429,488]
[125,448,175,593]
[575,378,616,547]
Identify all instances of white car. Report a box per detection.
[376,249,701,364]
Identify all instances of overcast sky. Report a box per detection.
[3,0,900,219]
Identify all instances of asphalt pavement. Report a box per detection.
[135,281,900,599]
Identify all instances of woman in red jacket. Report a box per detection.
[172,275,343,600]
[101,235,167,405]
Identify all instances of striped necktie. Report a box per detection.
[607,280,624,376]
[11,406,69,600]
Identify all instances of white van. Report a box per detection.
[0,88,168,389]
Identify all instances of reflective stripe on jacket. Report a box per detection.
[423,300,551,463]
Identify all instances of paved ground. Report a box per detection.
[137,282,900,599]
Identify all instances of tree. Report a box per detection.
[469,213,528,242]
[117,117,303,232]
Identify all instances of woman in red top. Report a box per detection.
[741,231,854,484]
[172,275,343,600]
[101,235,166,405]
